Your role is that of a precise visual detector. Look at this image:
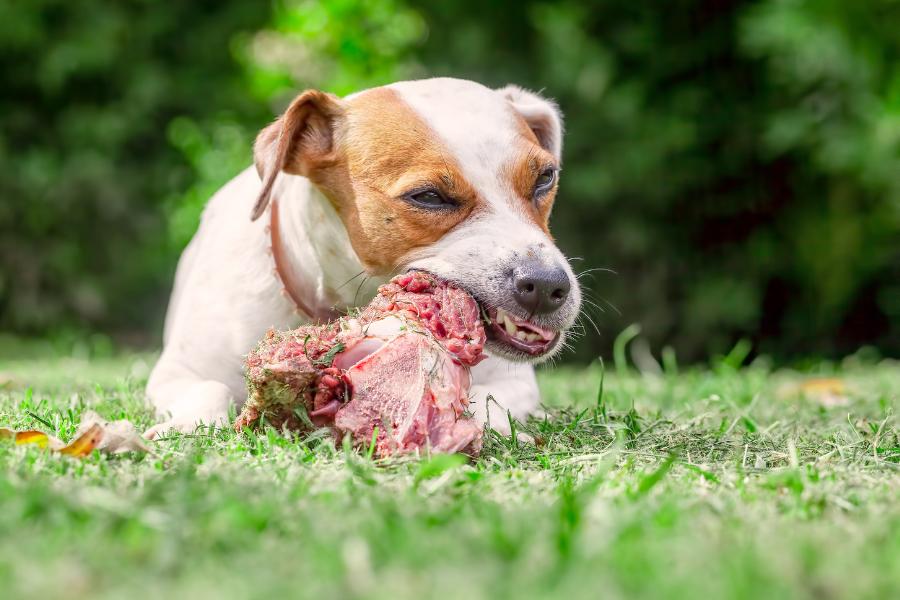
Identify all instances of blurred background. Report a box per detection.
[1,0,898,364]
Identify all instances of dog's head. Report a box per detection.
[252,78,581,362]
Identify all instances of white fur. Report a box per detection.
[145,170,383,437]
[392,79,580,345]
[146,78,577,439]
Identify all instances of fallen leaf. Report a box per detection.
[0,373,23,390]
[0,428,64,450]
[778,377,850,407]
[1,413,152,458]
[58,423,104,457]
[77,411,153,454]
[799,377,845,395]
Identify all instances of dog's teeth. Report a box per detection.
[526,333,540,342]
[516,331,528,341]
[504,316,517,335]
[495,308,522,336]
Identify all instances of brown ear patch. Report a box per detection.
[251,90,345,221]
[308,88,483,273]
[254,119,280,180]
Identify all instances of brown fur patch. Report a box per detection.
[252,90,345,220]
[503,120,559,235]
[309,88,482,273]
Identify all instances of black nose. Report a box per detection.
[512,263,571,315]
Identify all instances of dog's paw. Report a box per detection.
[144,381,234,440]
[143,411,230,440]
[143,417,218,440]
[143,421,176,440]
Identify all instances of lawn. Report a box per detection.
[1,341,898,600]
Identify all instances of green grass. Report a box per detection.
[1,346,898,600]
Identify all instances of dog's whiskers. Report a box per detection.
[337,269,367,291]
[575,266,618,282]
[354,274,373,305]
[581,296,606,314]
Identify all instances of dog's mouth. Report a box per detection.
[402,269,563,359]
[480,304,560,357]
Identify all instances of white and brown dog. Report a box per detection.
[145,77,581,438]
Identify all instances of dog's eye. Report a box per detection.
[405,189,458,210]
[533,167,558,198]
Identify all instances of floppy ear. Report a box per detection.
[251,89,345,220]
[497,85,564,161]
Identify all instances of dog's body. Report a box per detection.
[146,78,580,438]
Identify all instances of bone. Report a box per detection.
[235,271,487,457]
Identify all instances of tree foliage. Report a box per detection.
[1,0,897,362]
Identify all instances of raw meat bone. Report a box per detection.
[236,271,487,457]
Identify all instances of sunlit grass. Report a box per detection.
[1,347,898,599]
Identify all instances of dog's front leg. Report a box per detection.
[143,342,252,439]
[143,286,293,439]
[144,375,235,439]
[468,355,542,435]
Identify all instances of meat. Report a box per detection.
[235,271,486,457]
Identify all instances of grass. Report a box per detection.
[1,342,898,600]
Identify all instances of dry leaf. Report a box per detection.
[0,373,23,390]
[778,377,850,407]
[77,411,153,454]
[0,427,65,450]
[59,423,105,457]
[1,412,152,458]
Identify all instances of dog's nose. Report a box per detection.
[512,263,571,315]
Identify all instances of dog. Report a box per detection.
[145,77,581,439]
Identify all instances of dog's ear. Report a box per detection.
[497,85,564,162]
[251,90,345,221]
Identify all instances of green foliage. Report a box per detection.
[740,0,900,348]
[1,0,897,362]
[0,0,272,334]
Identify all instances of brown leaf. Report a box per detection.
[77,411,154,454]
[58,423,104,457]
[778,377,850,407]
[0,373,23,390]
[1,412,152,458]
[798,377,845,395]
[0,428,65,450]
